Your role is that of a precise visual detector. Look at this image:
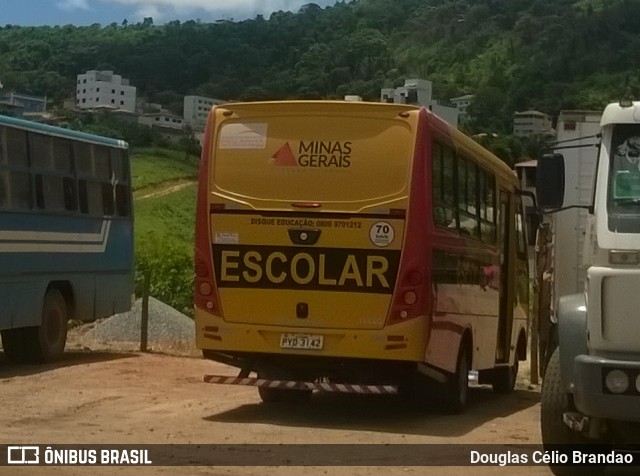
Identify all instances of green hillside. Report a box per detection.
[2,0,640,136]
[131,148,198,315]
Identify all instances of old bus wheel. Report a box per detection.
[443,345,470,414]
[35,289,68,363]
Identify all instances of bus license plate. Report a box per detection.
[280,333,324,350]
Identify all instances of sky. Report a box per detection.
[0,0,339,27]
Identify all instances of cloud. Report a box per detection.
[99,0,333,22]
[57,0,91,10]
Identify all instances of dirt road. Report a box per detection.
[0,346,564,476]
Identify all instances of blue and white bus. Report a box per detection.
[0,114,134,363]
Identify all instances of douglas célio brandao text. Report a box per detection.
[470,449,634,466]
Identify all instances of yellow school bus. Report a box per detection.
[194,101,529,411]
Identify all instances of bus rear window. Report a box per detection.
[213,116,414,205]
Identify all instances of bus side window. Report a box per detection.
[112,149,130,217]
[94,146,114,216]
[432,140,457,229]
[515,197,527,259]
[480,171,496,243]
[54,138,77,212]
[29,134,77,213]
[0,127,32,210]
[458,156,480,237]
[77,144,114,217]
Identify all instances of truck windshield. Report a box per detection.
[608,124,640,231]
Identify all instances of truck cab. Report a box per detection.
[539,101,640,456]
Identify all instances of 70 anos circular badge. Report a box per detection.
[369,221,395,247]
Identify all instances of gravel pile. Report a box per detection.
[75,297,197,355]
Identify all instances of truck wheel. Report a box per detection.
[443,344,470,414]
[34,289,68,363]
[541,348,602,476]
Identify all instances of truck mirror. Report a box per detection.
[536,153,565,210]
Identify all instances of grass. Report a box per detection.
[130,147,199,192]
[130,148,199,315]
[134,184,197,253]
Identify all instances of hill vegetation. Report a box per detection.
[2,0,640,143]
[6,0,639,312]
[131,148,198,315]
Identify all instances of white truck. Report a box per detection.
[538,102,640,473]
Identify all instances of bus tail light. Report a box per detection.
[404,291,417,305]
[199,281,212,296]
[387,269,425,325]
[194,249,220,314]
[194,112,222,316]
[386,108,430,327]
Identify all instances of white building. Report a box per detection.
[76,70,136,112]
[450,94,475,120]
[381,78,433,106]
[183,95,226,131]
[381,79,459,128]
[513,110,553,137]
[138,112,185,130]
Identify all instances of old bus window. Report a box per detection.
[112,149,131,217]
[75,142,93,176]
[40,176,66,212]
[78,179,114,216]
[115,184,130,216]
[32,136,77,213]
[432,141,456,228]
[0,171,32,209]
[94,146,112,180]
[111,149,129,182]
[3,127,29,168]
[80,180,103,216]
[31,134,53,171]
[0,127,32,210]
[52,138,73,173]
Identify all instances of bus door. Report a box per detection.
[496,190,514,363]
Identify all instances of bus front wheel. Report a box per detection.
[35,289,69,363]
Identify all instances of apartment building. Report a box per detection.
[76,70,136,112]
[183,95,226,131]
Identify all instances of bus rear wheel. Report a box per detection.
[443,344,470,414]
[34,289,68,363]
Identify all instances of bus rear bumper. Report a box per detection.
[195,307,427,365]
